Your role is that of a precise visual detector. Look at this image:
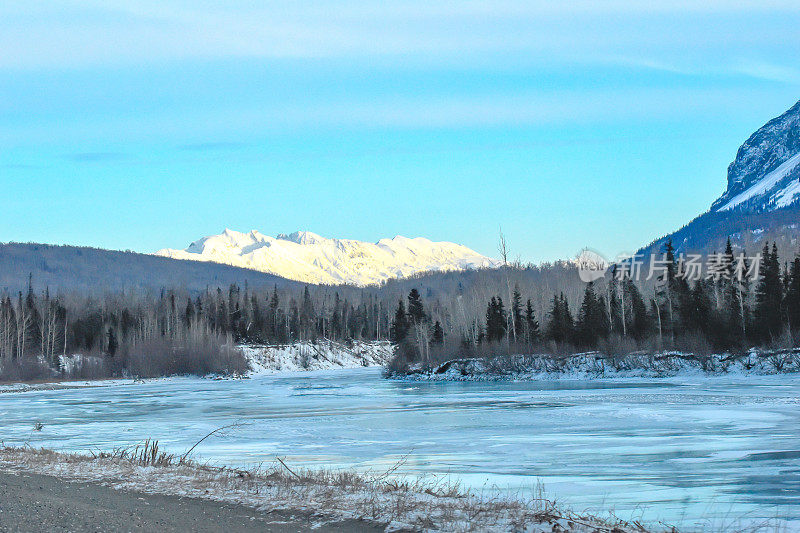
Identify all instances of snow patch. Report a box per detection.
[774,178,800,208]
[242,340,395,374]
[718,151,800,211]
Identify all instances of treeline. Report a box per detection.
[6,237,800,381]
[388,239,800,372]
[0,279,391,381]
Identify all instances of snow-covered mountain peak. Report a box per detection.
[277,231,328,245]
[156,230,499,286]
[711,100,800,212]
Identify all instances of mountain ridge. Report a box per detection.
[156,229,500,286]
[711,99,800,213]
[639,99,800,258]
[0,241,300,294]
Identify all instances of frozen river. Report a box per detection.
[2,368,799,529]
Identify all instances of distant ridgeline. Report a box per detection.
[0,242,299,294]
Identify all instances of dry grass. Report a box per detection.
[91,439,179,467]
[0,442,663,532]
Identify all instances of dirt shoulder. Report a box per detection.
[0,470,383,533]
[0,446,646,532]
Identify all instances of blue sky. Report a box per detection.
[2,1,800,262]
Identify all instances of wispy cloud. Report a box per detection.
[177,141,249,152]
[63,151,128,163]
[1,2,799,69]
[0,162,39,169]
[732,60,800,84]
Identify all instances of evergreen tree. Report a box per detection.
[754,242,784,342]
[407,289,426,324]
[106,327,117,357]
[25,274,42,349]
[485,296,507,342]
[331,293,342,341]
[524,299,540,343]
[576,282,607,348]
[432,320,444,344]
[511,285,523,343]
[720,239,744,347]
[268,286,279,339]
[688,278,715,339]
[672,254,693,338]
[545,293,573,344]
[785,250,800,336]
[300,285,316,338]
[184,298,195,328]
[608,267,624,335]
[390,300,410,343]
[624,277,650,340]
[654,240,680,345]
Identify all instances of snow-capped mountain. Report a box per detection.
[711,100,800,212]
[638,99,800,259]
[155,229,499,286]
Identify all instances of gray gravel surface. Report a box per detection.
[0,471,384,532]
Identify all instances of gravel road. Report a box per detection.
[0,471,383,532]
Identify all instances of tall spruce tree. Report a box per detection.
[300,286,315,332]
[689,278,715,339]
[525,299,540,344]
[407,289,426,324]
[624,277,650,340]
[268,286,279,339]
[754,242,784,343]
[785,250,800,336]
[608,267,624,335]
[485,296,507,342]
[576,282,607,348]
[720,239,744,347]
[432,320,444,344]
[390,300,410,343]
[511,285,523,343]
[545,293,573,344]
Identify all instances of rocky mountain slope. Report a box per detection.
[711,100,800,212]
[156,229,499,286]
[641,99,800,258]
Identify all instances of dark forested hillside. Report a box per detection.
[0,242,299,294]
[637,203,800,259]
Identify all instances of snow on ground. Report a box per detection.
[0,341,392,390]
[242,340,395,375]
[394,349,800,381]
[0,446,640,533]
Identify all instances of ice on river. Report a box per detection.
[1,368,799,530]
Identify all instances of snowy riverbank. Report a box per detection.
[390,349,800,381]
[0,445,654,532]
[0,340,394,389]
[241,340,394,374]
